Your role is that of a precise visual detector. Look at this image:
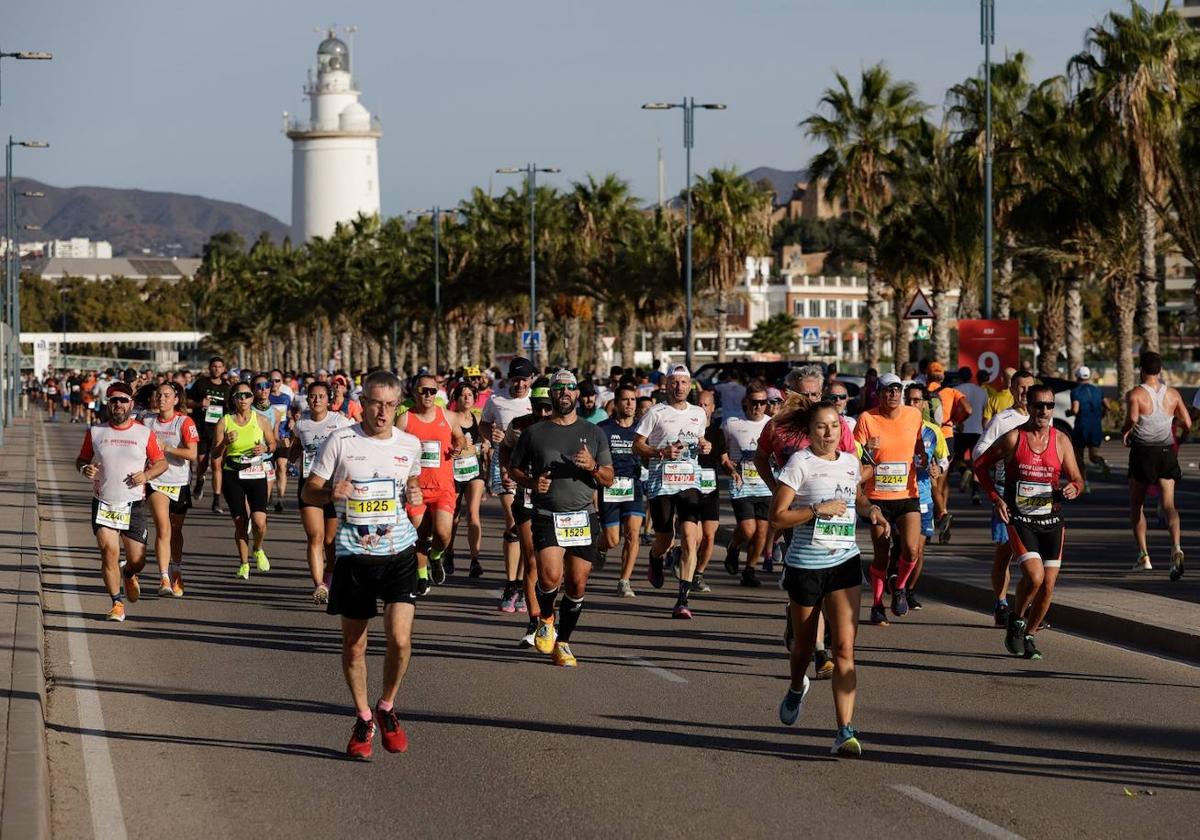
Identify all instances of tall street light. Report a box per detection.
[5,137,49,424]
[0,49,53,107]
[497,163,559,370]
[407,206,458,373]
[642,98,726,372]
[981,0,995,319]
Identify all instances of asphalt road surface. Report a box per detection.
[37,420,1200,840]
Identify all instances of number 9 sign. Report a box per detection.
[957,320,1018,387]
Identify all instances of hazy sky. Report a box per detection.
[4,0,1126,225]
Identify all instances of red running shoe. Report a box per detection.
[374,706,409,753]
[346,717,375,760]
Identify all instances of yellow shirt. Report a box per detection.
[983,386,1014,425]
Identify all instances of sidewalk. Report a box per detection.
[0,418,48,839]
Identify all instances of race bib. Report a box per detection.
[603,476,634,502]
[346,477,398,526]
[238,459,267,480]
[740,461,764,487]
[453,453,480,481]
[662,461,695,486]
[87,402,96,410]
[553,511,591,547]
[420,440,441,468]
[302,447,316,478]
[523,491,533,510]
[205,403,223,424]
[1015,480,1053,517]
[95,500,131,531]
[151,483,182,502]
[699,468,717,493]
[875,462,909,490]
[811,508,856,549]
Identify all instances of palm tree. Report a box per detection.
[801,63,928,367]
[747,312,797,354]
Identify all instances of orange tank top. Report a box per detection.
[405,407,453,489]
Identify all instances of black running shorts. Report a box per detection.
[1129,444,1181,485]
[731,496,771,522]
[782,554,863,607]
[327,547,418,619]
[90,498,149,544]
[648,489,703,534]
[530,511,600,563]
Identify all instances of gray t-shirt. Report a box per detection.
[510,417,612,512]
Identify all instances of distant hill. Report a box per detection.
[743,167,809,203]
[0,178,289,257]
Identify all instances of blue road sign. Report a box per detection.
[801,326,821,347]
[521,330,543,350]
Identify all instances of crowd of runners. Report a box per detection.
[44,347,1193,760]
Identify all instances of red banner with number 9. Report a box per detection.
[957,320,1019,387]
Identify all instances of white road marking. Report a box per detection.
[622,655,688,684]
[892,785,1024,840]
[41,429,129,840]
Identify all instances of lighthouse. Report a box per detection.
[286,29,382,242]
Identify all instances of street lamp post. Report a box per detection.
[5,137,49,423]
[0,49,52,107]
[408,206,459,373]
[642,98,727,372]
[981,0,995,320]
[497,164,559,370]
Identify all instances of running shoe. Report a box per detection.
[514,592,527,614]
[671,603,693,620]
[907,591,923,611]
[170,571,184,598]
[158,577,173,597]
[890,587,909,617]
[1170,547,1185,582]
[869,605,889,626]
[647,552,665,589]
[1100,460,1112,481]
[313,584,329,605]
[552,642,577,667]
[885,573,897,596]
[958,469,971,493]
[415,577,430,597]
[124,573,140,603]
[468,558,484,578]
[192,479,205,500]
[938,512,954,544]
[971,495,982,506]
[595,550,608,570]
[254,549,270,573]
[723,543,741,576]
[813,649,834,680]
[443,550,456,576]
[1132,551,1153,571]
[778,675,810,726]
[106,602,126,622]
[273,500,283,514]
[211,500,225,516]
[235,562,250,580]
[1004,613,1027,656]
[429,553,446,585]
[832,724,862,756]
[617,579,636,598]
[374,706,409,753]
[346,717,375,760]
[666,546,681,578]
[692,573,711,593]
[740,567,762,587]
[499,586,518,613]
[639,533,653,546]
[993,601,1010,627]
[534,618,557,654]
[518,631,536,649]
[1022,634,1043,661]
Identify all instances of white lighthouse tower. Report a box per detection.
[286,28,382,242]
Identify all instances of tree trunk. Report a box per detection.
[865,269,882,367]
[1065,271,1085,376]
[468,309,483,367]
[446,320,460,371]
[1111,272,1138,398]
[535,313,548,373]
[407,320,421,377]
[996,242,1014,320]
[1137,197,1159,353]
[1036,275,1065,378]
[651,325,665,367]
[484,305,497,372]
[716,286,729,363]
[565,316,580,371]
[338,325,353,374]
[892,298,909,370]
[931,276,951,364]
[621,310,639,370]
[592,301,606,380]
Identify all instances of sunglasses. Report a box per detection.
[418,387,439,396]
[905,398,924,405]
[108,396,131,404]
[829,394,849,401]
[551,383,578,391]
[234,392,254,400]
[271,378,282,383]
[768,399,783,406]
[883,384,904,392]
[748,399,768,407]
[254,383,270,390]
[1032,401,1055,410]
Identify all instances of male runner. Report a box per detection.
[975,383,1083,659]
[1067,365,1110,491]
[188,356,230,514]
[598,384,646,597]
[901,384,948,608]
[578,381,609,424]
[302,370,424,759]
[692,389,724,593]
[509,370,613,666]
[76,382,168,621]
[268,370,293,512]
[925,361,970,542]
[722,384,772,587]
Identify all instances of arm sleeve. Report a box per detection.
[77,429,95,462]
[633,409,657,441]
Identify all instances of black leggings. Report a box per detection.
[222,470,269,517]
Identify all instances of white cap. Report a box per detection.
[1075,366,1091,380]
[551,369,578,387]
[666,364,691,379]
[878,373,903,388]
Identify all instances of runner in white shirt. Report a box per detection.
[954,366,989,499]
[302,370,425,761]
[143,382,199,597]
[721,385,772,587]
[480,357,535,592]
[75,382,168,622]
[289,380,353,603]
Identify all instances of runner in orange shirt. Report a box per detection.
[926,361,971,543]
[853,372,930,625]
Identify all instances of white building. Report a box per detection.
[285,29,382,242]
[2,237,113,259]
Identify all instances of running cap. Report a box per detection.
[332,374,349,386]
[106,382,134,399]
[551,369,578,388]
[766,386,783,401]
[928,361,946,376]
[878,373,903,388]
[530,375,552,404]
[665,364,691,379]
[1075,365,1091,380]
[509,356,536,379]
[463,365,482,377]
[578,380,597,396]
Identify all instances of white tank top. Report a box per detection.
[1132,382,1174,446]
[143,413,197,488]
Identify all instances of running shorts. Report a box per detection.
[196,421,216,454]
[1071,424,1102,449]
[648,489,703,534]
[599,496,646,529]
[531,510,600,564]
[1129,444,1181,484]
[1007,519,1064,569]
[297,477,337,519]
[872,497,920,524]
[699,489,720,523]
[513,487,534,525]
[147,484,193,517]
[327,547,418,619]
[955,433,980,465]
[221,470,269,517]
[782,553,863,607]
[408,484,456,518]
[731,496,771,522]
[90,498,149,544]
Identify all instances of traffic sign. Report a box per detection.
[520,330,543,350]
[601,336,616,350]
[957,319,1018,386]
[800,326,821,347]
[903,289,936,320]
[914,323,930,340]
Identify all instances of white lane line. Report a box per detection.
[41,429,129,840]
[892,785,1024,840]
[622,655,688,684]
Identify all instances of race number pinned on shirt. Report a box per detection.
[238,459,267,480]
[1015,481,1053,517]
[150,483,182,502]
[740,461,765,487]
[662,462,695,487]
[95,500,132,531]
[453,453,480,481]
[875,462,909,490]
[301,447,316,478]
[205,404,223,424]
[699,468,717,493]
[553,511,592,547]
[603,476,634,502]
[420,440,441,468]
[346,478,398,526]
[811,509,856,549]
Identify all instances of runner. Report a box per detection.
[770,398,884,755]
[188,357,230,514]
[692,389,724,593]
[480,357,535,608]
[75,382,167,621]
[1067,366,1110,493]
[974,383,1084,659]
[211,382,278,579]
[302,370,424,759]
[954,366,989,504]
[722,383,772,587]
[251,374,283,510]
[268,369,294,512]
[633,364,712,619]
[290,380,352,603]
[825,380,854,433]
[448,381,487,578]
[901,384,948,609]
[1122,351,1191,579]
[509,370,613,666]
[45,372,61,423]
[331,374,364,420]
[578,381,609,424]
[143,381,199,597]
[925,361,970,543]
[598,384,646,597]
[396,373,467,588]
[852,372,927,625]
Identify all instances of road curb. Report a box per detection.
[0,419,50,840]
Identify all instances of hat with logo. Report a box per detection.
[530,375,552,405]
[879,373,903,388]
[509,357,536,379]
[665,364,691,379]
[1075,365,1091,380]
[551,369,578,388]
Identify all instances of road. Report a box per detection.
[36,420,1200,840]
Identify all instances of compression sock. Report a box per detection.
[869,566,886,607]
[557,596,584,643]
[536,586,560,619]
[677,578,692,605]
[417,566,430,581]
[895,556,917,590]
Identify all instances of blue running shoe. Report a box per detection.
[778,675,810,726]
[832,724,862,756]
